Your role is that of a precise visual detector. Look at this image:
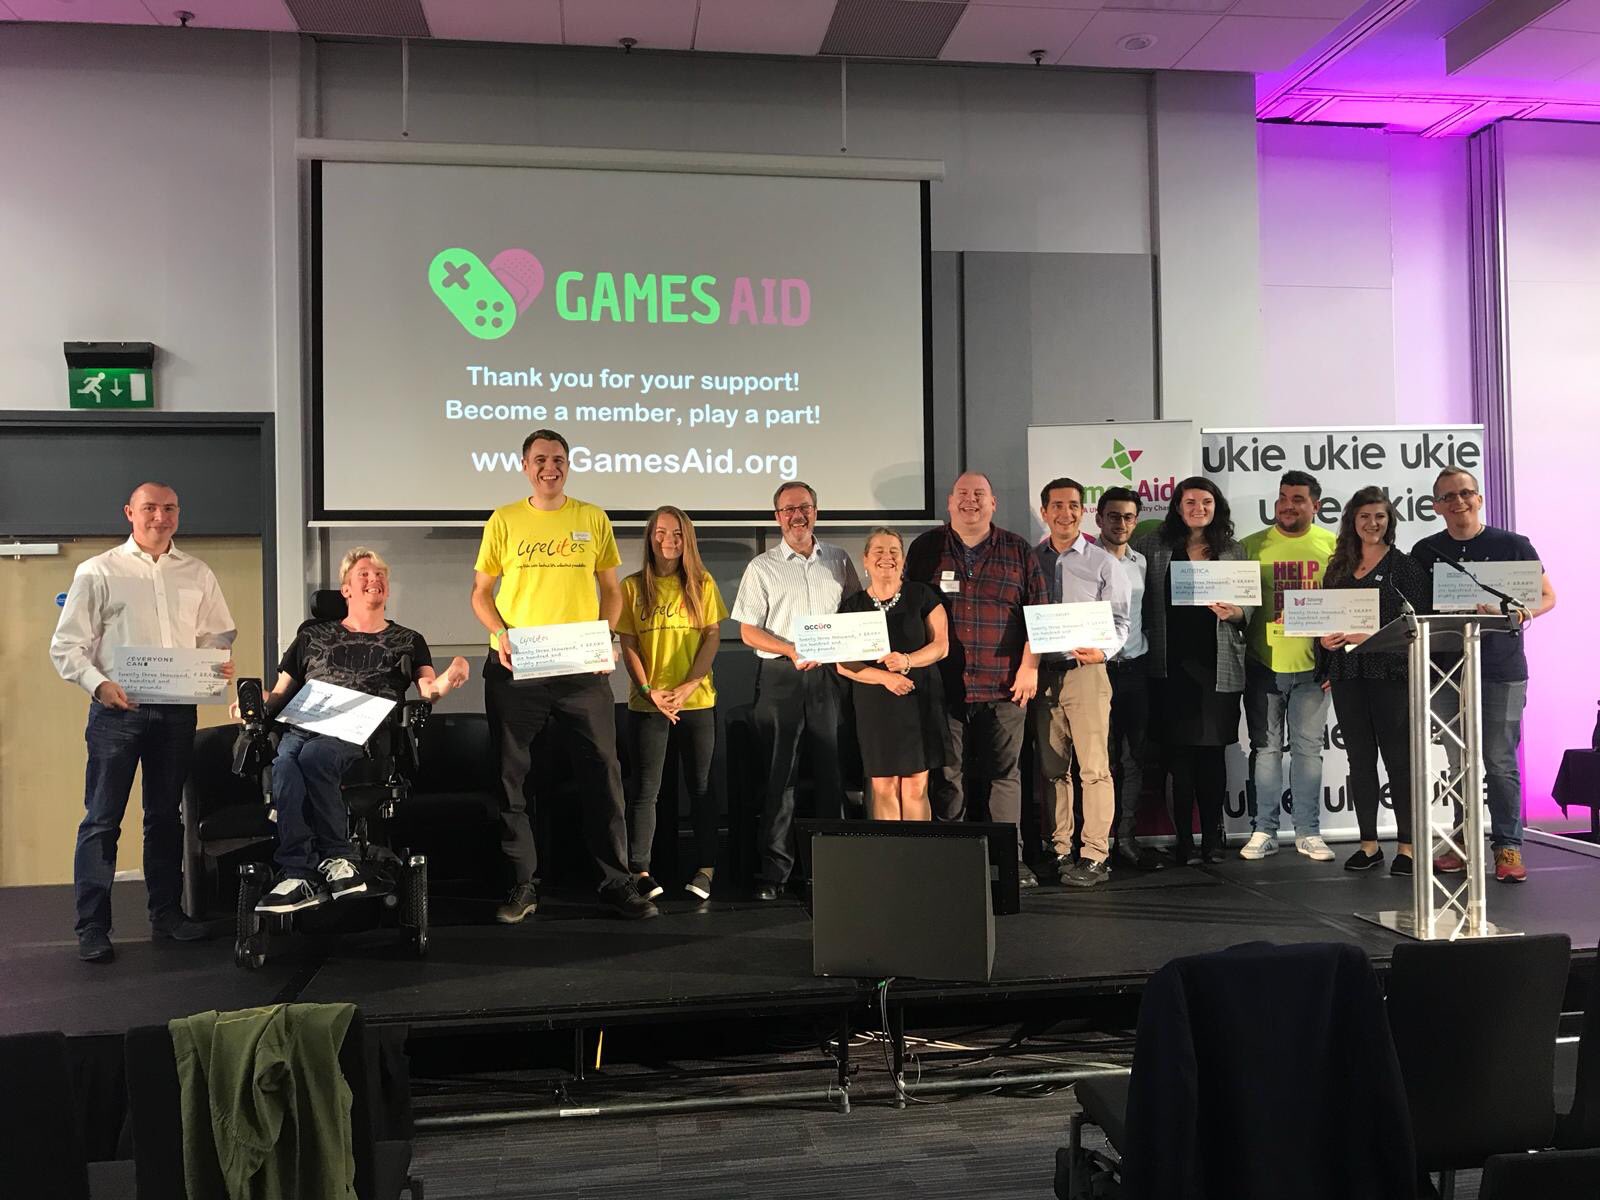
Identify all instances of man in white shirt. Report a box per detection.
[1031,479,1130,887]
[731,481,861,899]
[50,483,236,962]
[1095,487,1162,870]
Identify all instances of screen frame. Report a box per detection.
[308,160,936,526]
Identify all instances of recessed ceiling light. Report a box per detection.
[1117,34,1158,52]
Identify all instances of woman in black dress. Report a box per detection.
[1318,486,1431,876]
[1133,478,1255,864]
[837,529,952,820]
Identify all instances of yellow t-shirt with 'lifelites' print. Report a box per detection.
[475,496,621,645]
[616,572,730,713]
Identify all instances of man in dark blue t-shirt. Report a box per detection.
[1412,468,1557,883]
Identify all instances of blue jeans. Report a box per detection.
[271,728,363,880]
[1244,661,1328,838]
[1434,679,1527,850]
[75,702,196,936]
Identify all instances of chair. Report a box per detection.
[0,1030,137,1199]
[1478,1148,1600,1199]
[1386,933,1572,1199]
[1061,941,1414,1200]
[1555,944,1600,1149]
[124,1008,420,1199]
[224,590,434,968]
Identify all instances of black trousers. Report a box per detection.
[751,658,843,884]
[1169,745,1227,853]
[483,658,630,891]
[1331,676,1413,844]
[1107,658,1149,847]
[935,700,1029,859]
[627,707,718,872]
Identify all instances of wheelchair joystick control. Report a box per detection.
[232,677,271,779]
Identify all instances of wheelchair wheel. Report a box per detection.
[402,855,428,958]
[234,863,270,970]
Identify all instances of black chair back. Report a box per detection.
[1557,946,1600,1149]
[0,1031,92,1200]
[1479,1147,1600,1199]
[1387,933,1571,1170]
[125,1009,382,1199]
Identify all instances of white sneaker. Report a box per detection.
[1239,832,1278,860]
[255,877,328,914]
[1296,835,1335,862]
[317,856,368,899]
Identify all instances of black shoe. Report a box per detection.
[77,928,114,963]
[1115,842,1165,871]
[1390,854,1414,877]
[1344,848,1385,872]
[495,880,539,924]
[1201,844,1227,864]
[151,909,208,941]
[1063,859,1112,888]
[634,872,665,901]
[1172,841,1195,867]
[1053,854,1074,882]
[684,870,713,901]
[318,857,368,900]
[754,881,781,902]
[1018,863,1040,890]
[257,877,329,915]
[601,883,658,919]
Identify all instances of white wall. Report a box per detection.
[0,26,276,412]
[1256,123,1472,429]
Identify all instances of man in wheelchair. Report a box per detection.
[242,548,469,915]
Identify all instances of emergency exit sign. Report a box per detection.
[68,367,153,409]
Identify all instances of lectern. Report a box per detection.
[1354,610,1521,940]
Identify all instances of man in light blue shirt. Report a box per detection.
[1095,486,1163,871]
[1031,478,1130,887]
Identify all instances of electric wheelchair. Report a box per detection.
[214,591,435,968]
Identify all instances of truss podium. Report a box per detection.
[1353,610,1522,940]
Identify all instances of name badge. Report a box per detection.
[940,579,961,594]
[571,531,592,543]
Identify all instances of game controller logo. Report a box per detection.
[429,247,545,341]
[1100,438,1144,482]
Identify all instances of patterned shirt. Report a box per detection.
[278,620,432,703]
[906,524,1049,705]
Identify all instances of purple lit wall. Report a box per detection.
[1497,120,1600,829]
[1257,124,1473,427]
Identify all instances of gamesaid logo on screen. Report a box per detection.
[429,246,812,341]
[1100,438,1144,482]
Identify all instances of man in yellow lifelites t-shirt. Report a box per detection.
[470,429,657,923]
[1238,471,1339,865]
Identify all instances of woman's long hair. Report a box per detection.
[1158,476,1234,558]
[1325,486,1399,585]
[634,506,708,626]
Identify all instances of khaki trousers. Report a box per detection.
[1035,664,1115,863]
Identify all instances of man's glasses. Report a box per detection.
[777,504,815,517]
[1434,489,1479,505]
[1099,513,1138,524]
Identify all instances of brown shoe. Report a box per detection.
[1433,850,1467,874]
[1494,847,1527,883]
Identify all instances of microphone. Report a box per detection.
[1437,555,1526,623]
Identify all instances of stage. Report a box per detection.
[4,837,1597,1044]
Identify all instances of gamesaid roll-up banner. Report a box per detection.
[1202,424,1486,842]
[1026,420,1197,541]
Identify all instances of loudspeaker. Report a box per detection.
[810,830,995,982]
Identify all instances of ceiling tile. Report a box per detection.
[959,0,1107,8]
[1176,14,1338,71]
[1227,0,1365,19]
[143,1,297,30]
[6,0,157,22]
[1312,96,1474,130]
[561,0,698,50]
[1102,0,1232,12]
[421,0,560,44]
[1059,8,1218,68]
[695,0,835,55]
[0,0,19,16]
[1552,40,1600,81]
[940,3,1095,63]
[1454,27,1600,82]
[1535,0,1600,33]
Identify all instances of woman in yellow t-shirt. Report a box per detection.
[616,506,729,903]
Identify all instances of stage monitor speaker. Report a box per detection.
[810,830,994,982]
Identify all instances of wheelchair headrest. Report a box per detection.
[310,589,347,621]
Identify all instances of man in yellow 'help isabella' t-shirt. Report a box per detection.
[469,429,656,922]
